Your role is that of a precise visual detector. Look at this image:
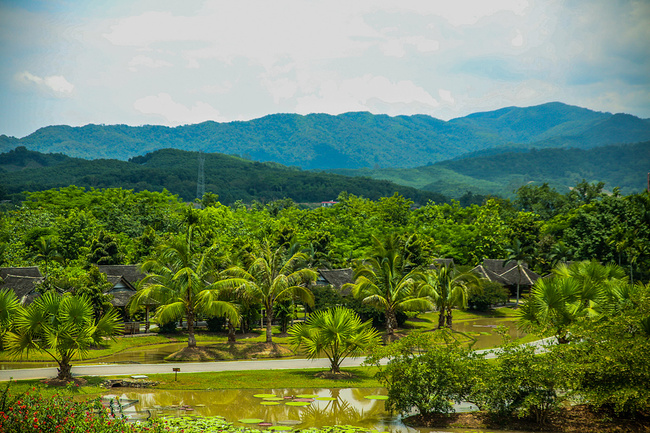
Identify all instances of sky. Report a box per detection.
[1,0,649,138]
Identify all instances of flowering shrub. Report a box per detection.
[0,382,165,433]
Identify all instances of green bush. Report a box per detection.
[366,330,486,416]
[0,382,164,433]
[473,333,565,424]
[468,281,509,311]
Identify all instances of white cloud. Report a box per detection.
[438,89,455,104]
[511,29,524,47]
[296,74,439,114]
[133,93,224,125]
[128,55,172,72]
[16,71,74,96]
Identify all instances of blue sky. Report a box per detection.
[1,0,648,138]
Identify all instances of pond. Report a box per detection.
[106,387,530,433]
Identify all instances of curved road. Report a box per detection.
[0,337,555,382]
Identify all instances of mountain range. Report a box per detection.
[1,102,649,170]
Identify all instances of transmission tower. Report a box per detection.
[196,151,205,200]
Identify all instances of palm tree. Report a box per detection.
[348,235,433,337]
[419,265,478,328]
[518,260,629,343]
[4,292,123,381]
[289,306,381,373]
[505,239,532,305]
[32,236,63,288]
[0,289,20,350]
[129,237,239,348]
[217,242,316,344]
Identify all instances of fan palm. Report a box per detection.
[4,291,123,381]
[518,260,629,343]
[129,237,239,348]
[289,306,380,373]
[348,235,433,336]
[217,243,316,344]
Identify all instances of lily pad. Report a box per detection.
[364,395,388,400]
[315,397,337,401]
[239,418,265,424]
[263,397,285,401]
[268,427,293,431]
[260,401,281,406]
[276,420,302,426]
[258,422,273,426]
[253,394,277,398]
[285,401,311,406]
[295,394,318,398]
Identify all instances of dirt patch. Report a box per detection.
[406,405,650,433]
[41,377,88,387]
[165,346,218,362]
[165,342,295,361]
[313,371,356,380]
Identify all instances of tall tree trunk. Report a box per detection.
[445,307,453,328]
[266,306,274,344]
[187,307,196,348]
[227,319,236,344]
[437,310,446,329]
[385,309,396,336]
[57,356,73,381]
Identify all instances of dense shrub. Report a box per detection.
[468,282,509,311]
[0,382,164,433]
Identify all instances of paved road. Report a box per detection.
[0,337,556,382]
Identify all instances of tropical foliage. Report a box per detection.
[289,306,381,373]
[348,235,433,336]
[3,292,123,380]
[218,243,317,343]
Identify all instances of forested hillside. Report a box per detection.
[330,141,650,197]
[0,147,446,205]
[2,102,649,169]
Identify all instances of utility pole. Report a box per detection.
[196,151,205,200]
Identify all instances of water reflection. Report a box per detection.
[112,387,527,433]
[118,388,390,429]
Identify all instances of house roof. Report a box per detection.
[97,265,145,285]
[499,266,541,286]
[109,291,136,308]
[317,268,354,294]
[0,266,43,280]
[0,275,43,303]
[471,265,509,285]
[104,275,136,292]
[430,258,455,269]
[481,259,529,275]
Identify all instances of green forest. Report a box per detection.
[0,147,446,205]
[2,182,649,283]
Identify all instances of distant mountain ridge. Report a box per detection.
[1,102,649,170]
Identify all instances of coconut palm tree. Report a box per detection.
[348,235,433,337]
[419,265,478,329]
[129,237,239,348]
[217,242,316,344]
[289,306,381,373]
[32,236,63,288]
[4,292,123,381]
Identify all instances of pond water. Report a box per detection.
[107,387,529,433]
[0,317,525,370]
